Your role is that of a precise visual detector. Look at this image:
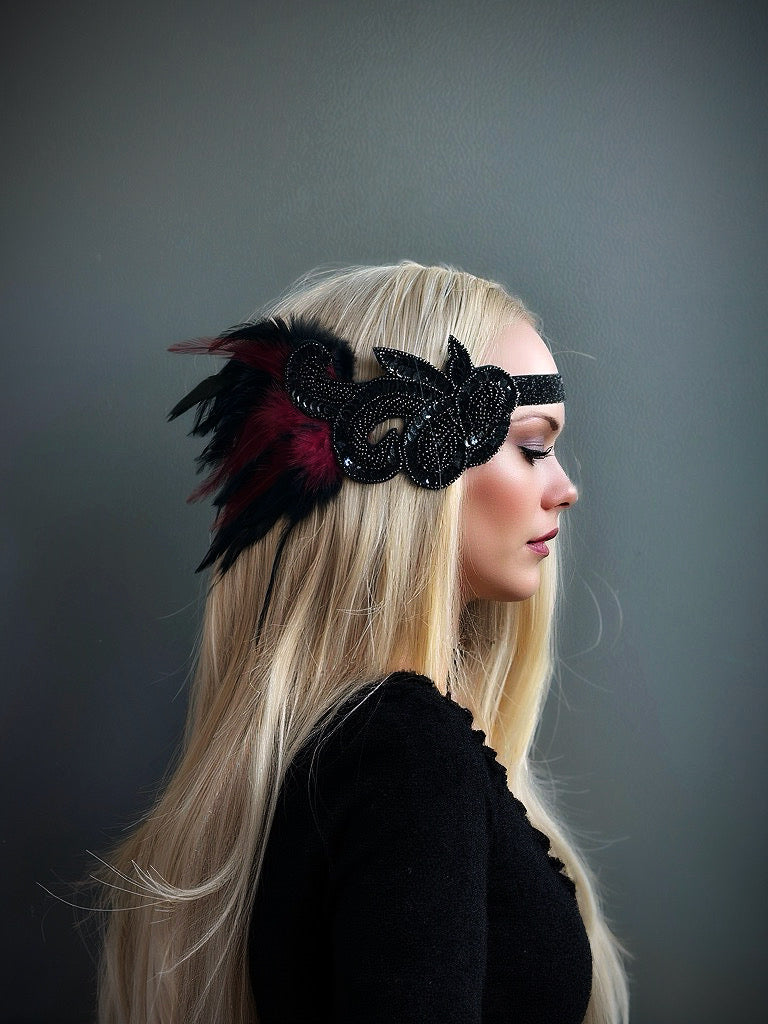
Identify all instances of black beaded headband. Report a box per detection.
[168,317,565,576]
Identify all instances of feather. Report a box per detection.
[168,317,353,575]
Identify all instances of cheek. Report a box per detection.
[462,455,529,556]
[460,456,541,602]
[466,452,528,523]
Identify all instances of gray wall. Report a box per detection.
[3,1,766,1021]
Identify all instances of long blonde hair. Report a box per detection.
[93,261,629,1023]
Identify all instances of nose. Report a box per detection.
[544,460,579,509]
[560,472,578,507]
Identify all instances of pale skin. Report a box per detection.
[460,321,579,603]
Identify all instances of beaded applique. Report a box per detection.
[287,335,565,490]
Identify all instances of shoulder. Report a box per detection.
[310,672,487,782]
[288,673,491,831]
[290,674,493,871]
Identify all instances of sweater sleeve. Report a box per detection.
[309,683,491,1023]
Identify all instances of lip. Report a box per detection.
[526,528,558,557]
[528,528,559,544]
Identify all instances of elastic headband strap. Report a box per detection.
[513,373,565,406]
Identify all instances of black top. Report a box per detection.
[249,672,592,1023]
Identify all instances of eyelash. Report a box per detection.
[518,445,555,465]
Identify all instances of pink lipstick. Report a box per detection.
[527,528,558,555]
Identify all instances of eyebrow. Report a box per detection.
[510,413,562,432]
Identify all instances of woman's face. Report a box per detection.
[459,321,578,603]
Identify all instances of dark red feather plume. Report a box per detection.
[168,317,354,575]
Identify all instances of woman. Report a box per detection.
[93,261,629,1023]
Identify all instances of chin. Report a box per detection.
[497,582,541,603]
[464,568,541,604]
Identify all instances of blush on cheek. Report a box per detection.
[459,448,544,602]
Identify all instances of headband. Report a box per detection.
[168,317,564,575]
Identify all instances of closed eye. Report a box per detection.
[519,445,554,466]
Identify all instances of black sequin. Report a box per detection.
[285,334,565,490]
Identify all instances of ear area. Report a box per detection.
[458,367,519,468]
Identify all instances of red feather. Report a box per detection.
[288,423,340,490]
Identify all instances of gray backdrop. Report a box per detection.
[2,1,766,1021]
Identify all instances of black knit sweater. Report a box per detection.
[249,672,592,1022]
